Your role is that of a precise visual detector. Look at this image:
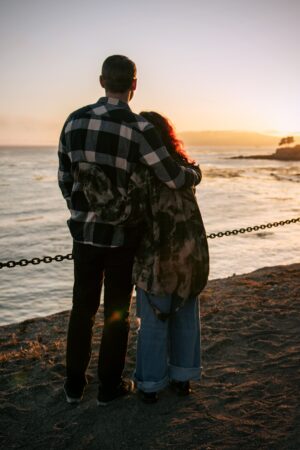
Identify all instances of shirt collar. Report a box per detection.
[97,96,131,110]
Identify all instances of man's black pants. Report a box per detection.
[66,241,136,390]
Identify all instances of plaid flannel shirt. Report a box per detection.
[58,97,201,248]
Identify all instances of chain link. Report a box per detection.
[0,217,299,269]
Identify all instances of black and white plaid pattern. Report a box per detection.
[58,97,201,248]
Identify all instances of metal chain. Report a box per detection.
[206,217,300,239]
[0,253,73,270]
[0,217,299,269]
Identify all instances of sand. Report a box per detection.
[1,263,300,450]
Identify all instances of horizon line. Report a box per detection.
[1,130,300,147]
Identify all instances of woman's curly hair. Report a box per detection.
[139,111,195,166]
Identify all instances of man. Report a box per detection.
[58,55,201,406]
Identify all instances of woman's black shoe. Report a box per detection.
[138,390,159,404]
[169,380,191,396]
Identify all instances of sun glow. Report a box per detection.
[269,109,300,138]
[267,130,299,136]
[266,130,300,145]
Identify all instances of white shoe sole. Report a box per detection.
[64,386,82,404]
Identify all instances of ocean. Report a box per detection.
[0,146,299,326]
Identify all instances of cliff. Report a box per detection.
[274,145,300,160]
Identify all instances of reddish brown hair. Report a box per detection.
[139,111,195,166]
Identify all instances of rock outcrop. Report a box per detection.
[231,145,300,161]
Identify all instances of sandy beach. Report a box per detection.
[1,263,299,450]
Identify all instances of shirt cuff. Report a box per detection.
[185,165,202,186]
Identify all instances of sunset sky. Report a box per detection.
[0,0,299,145]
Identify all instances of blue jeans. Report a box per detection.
[134,288,201,393]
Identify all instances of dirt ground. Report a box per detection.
[1,263,300,450]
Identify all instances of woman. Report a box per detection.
[133,112,209,403]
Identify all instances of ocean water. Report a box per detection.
[0,146,299,325]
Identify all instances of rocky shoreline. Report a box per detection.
[231,145,300,161]
[1,263,300,450]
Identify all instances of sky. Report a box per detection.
[0,0,299,145]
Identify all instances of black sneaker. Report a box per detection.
[169,380,191,396]
[97,378,134,406]
[64,380,85,404]
[138,390,159,404]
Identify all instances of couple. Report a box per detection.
[58,55,209,406]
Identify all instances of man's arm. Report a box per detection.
[139,125,201,189]
[58,127,73,209]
